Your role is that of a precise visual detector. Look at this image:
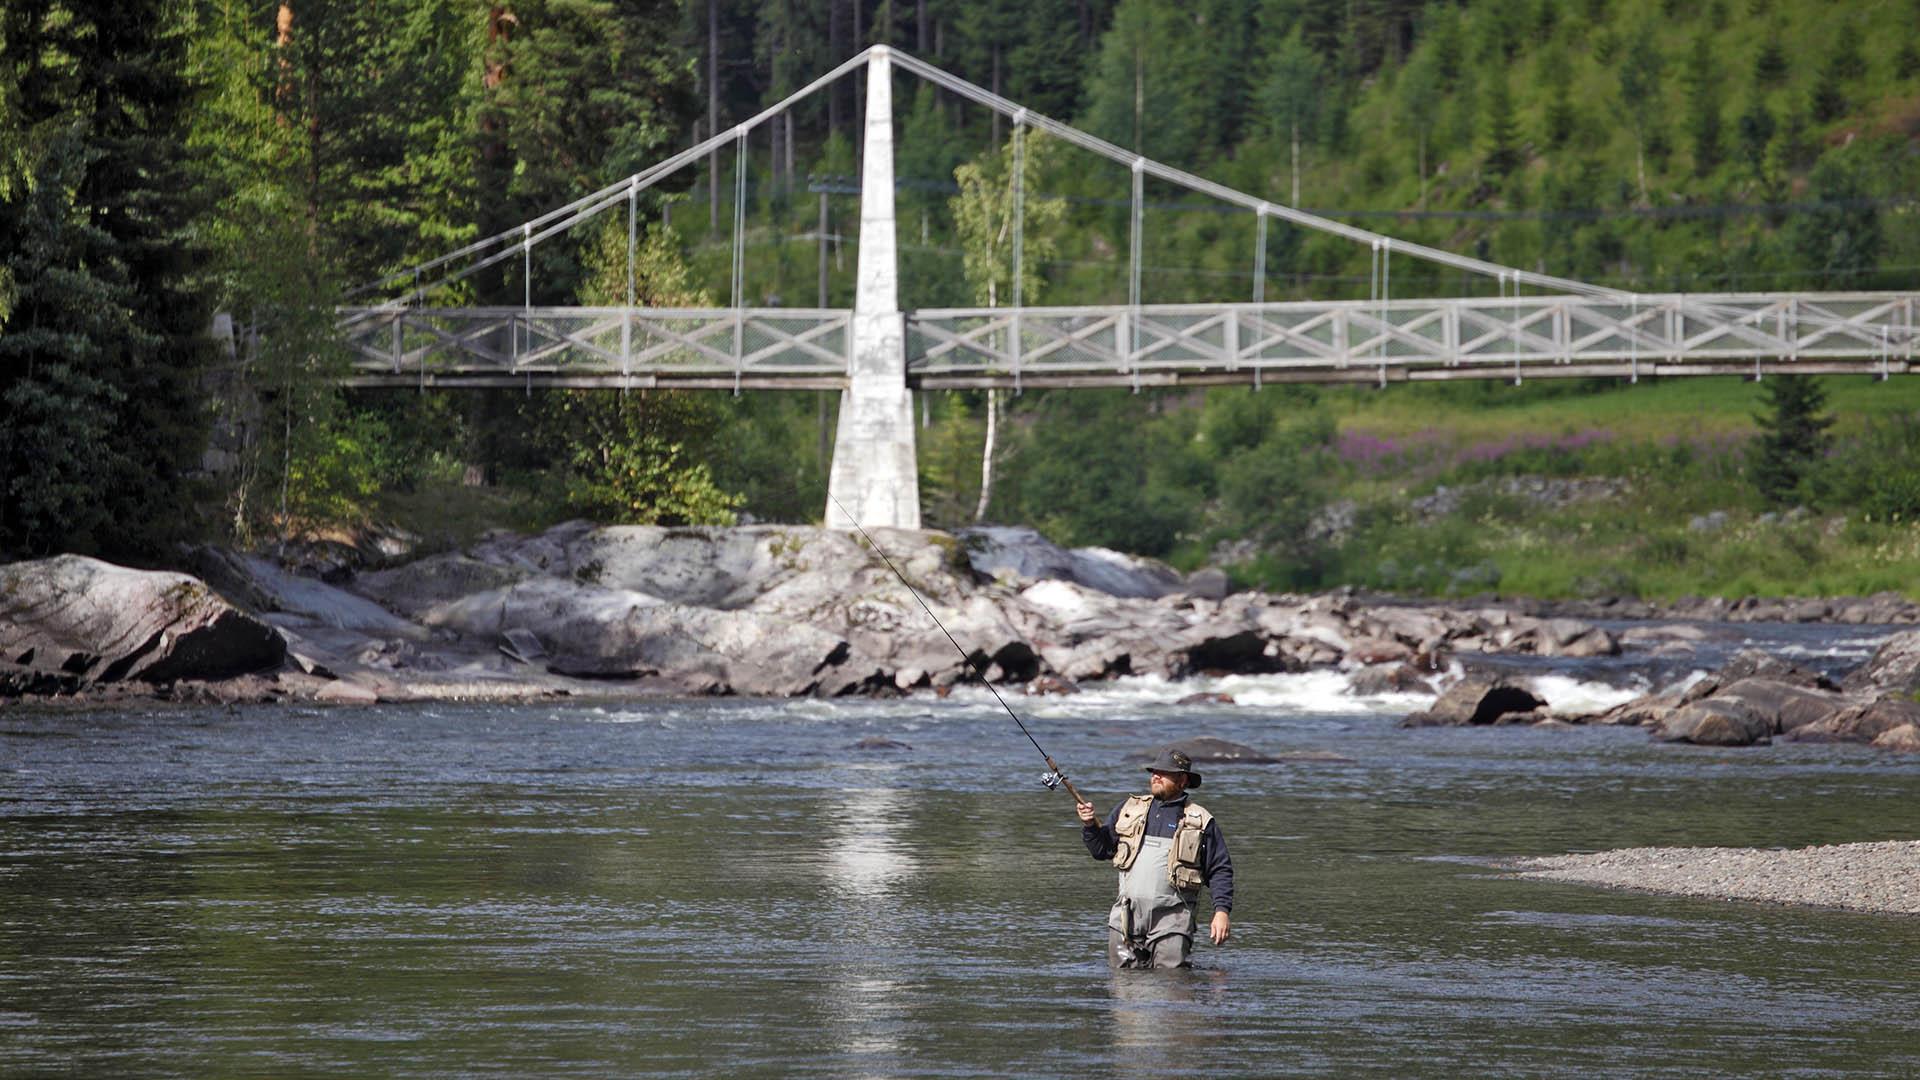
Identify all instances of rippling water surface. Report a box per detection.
[3,624,1918,1077]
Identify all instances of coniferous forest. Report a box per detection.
[5,0,1920,599]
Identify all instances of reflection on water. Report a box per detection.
[3,639,1920,1077]
[818,784,918,1073]
[823,783,917,898]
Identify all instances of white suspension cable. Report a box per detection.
[888,49,1624,302]
[732,127,748,308]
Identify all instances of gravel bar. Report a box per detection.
[1508,841,1920,914]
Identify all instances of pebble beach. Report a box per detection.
[1510,841,1920,914]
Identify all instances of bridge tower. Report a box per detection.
[824,47,921,531]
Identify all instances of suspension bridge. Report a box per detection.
[335,46,1919,530]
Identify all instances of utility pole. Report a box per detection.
[818,192,830,307]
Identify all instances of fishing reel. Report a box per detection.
[1040,770,1066,790]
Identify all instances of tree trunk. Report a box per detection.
[829,0,845,140]
[1291,120,1300,207]
[817,191,829,307]
[917,0,928,52]
[708,0,719,231]
[974,389,997,522]
[1417,129,1427,210]
[1635,135,1648,204]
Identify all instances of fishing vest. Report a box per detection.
[1110,794,1212,891]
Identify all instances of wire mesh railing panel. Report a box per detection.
[908,312,1009,373]
[1132,309,1235,368]
[1018,312,1127,370]
[739,313,850,372]
[1239,305,1343,365]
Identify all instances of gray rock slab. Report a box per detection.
[0,555,284,684]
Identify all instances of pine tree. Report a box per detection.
[1256,28,1325,206]
[1751,375,1832,507]
[1684,31,1723,175]
[1617,20,1665,201]
[1736,94,1776,179]
[1752,34,1789,87]
[0,0,213,559]
[1483,73,1521,179]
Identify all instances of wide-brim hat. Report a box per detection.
[1143,747,1202,787]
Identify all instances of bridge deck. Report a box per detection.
[336,293,1918,389]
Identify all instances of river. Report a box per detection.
[2,620,1917,1076]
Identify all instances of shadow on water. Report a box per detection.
[2,650,1918,1077]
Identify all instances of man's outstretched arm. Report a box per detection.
[1076,800,1119,860]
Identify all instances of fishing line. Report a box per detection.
[825,493,1087,805]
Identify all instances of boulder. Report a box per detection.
[1026,674,1079,696]
[351,553,529,620]
[1619,624,1709,647]
[1787,697,1920,744]
[423,575,873,695]
[1176,691,1236,705]
[1357,606,1452,649]
[1652,697,1773,746]
[313,679,380,705]
[959,525,1185,598]
[1402,677,1547,727]
[0,556,284,685]
[1346,636,1414,665]
[1127,736,1288,765]
[1871,724,1920,752]
[851,736,912,751]
[1842,629,1920,697]
[1714,649,1838,692]
[1709,678,1846,734]
[1593,686,1688,727]
[1348,662,1435,695]
[1538,617,1620,658]
[1183,568,1231,600]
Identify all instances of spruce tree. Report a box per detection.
[1751,375,1832,507]
[0,0,212,559]
[1483,74,1521,179]
[1684,31,1723,175]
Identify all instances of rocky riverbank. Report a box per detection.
[1509,842,1920,915]
[4,522,1920,749]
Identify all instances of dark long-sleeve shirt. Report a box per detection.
[1082,793,1233,912]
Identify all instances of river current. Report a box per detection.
[2,620,1917,1076]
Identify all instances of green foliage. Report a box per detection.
[1482,74,1522,178]
[0,0,212,559]
[1683,31,1724,174]
[564,433,741,526]
[950,133,1067,307]
[1750,375,1832,506]
[998,391,1200,555]
[1825,412,1920,520]
[475,0,693,302]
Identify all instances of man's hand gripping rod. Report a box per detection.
[828,496,1088,805]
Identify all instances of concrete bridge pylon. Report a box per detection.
[824,48,921,531]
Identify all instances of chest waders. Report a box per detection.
[1107,797,1211,969]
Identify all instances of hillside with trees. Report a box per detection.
[4,0,1920,599]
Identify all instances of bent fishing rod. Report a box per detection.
[827,494,1089,807]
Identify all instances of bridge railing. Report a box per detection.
[906,293,1916,384]
[335,306,851,387]
[335,292,1915,387]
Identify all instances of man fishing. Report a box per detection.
[1076,748,1234,970]
[826,498,1232,967]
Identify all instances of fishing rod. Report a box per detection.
[827,494,1089,806]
